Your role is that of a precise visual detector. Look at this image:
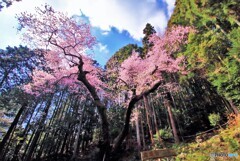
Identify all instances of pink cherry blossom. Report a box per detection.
[119,26,194,95]
[18,5,105,96]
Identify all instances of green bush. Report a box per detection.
[227,138,239,152]
[92,128,100,142]
[208,113,221,127]
[154,127,173,139]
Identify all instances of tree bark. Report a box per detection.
[78,59,163,159]
[71,103,85,160]
[143,95,154,145]
[135,111,141,150]
[60,124,70,154]
[140,114,146,150]
[12,102,37,161]
[152,101,165,148]
[112,81,162,153]
[164,99,180,144]
[229,99,239,115]
[25,96,52,161]
[78,61,110,160]
[21,129,36,160]
[0,70,10,88]
[0,102,27,160]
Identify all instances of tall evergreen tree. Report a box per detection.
[142,23,156,56]
[168,0,240,108]
[0,46,43,93]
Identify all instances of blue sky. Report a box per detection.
[0,0,175,66]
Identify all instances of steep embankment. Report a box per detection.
[176,114,240,161]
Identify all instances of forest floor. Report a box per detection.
[41,114,240,161]
[175,114,240,161]
[117,114,240,161]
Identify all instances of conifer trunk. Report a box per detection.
[164,99,180,144]
[25,96,52,161]
[0,71,9,88]
[152,102,165,148]
[140,114,146,150]
[135,111,141,150]
[12,103,36,161]
[0,103,27,160]
[71,104,85,160]
[143,95,154,145]
[229,100,239,114]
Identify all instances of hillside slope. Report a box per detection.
[168,0,240,108]
[176,114,240,161]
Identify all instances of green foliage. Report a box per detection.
[227,137,239,152]
[105,44,140,91]
[208,113,220,127]
[92,128,101,142]
[169,0,240,107]
[107,105,125,139]
[175,120,240,160]
[105,44,140,70]
[154,127,173,139]
[142,23,156,56]
[0,45,44,93]
[0,88,31,133]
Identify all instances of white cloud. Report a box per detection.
[101,31,109,36]
[92,43,111,65]
[0,0,172,48]
[63,0,168,40]
[163,0,176,16]
[0,0,51,48]
[97,43,109,54]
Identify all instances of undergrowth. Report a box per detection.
[174,113,240,161]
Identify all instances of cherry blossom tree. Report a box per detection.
[119,26,192,95]
[113,26,193,150]
[17,5,193,159]
[17,5,111,158]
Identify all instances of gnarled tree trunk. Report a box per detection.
[112,81,162,154]
[78,59,164,160]
[78,61,110,160]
